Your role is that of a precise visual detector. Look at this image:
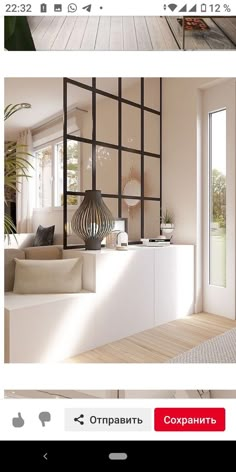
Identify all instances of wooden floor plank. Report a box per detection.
[50,17,77,50]
[212,17,236,46]
[66,17,89,50]
[95,17,111,50]
[80,16,100,50]
[36,17,67,50]
[110,17,123,50]
[134,17,152,50]
[32,17,55,50]
[27,16,44,33]
[146,16,179,50]
[203,18,235,49]
[166,17,211,50]
[123,17,138,50]
[66,313,236,363]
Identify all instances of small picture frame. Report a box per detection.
[113,218,128,233]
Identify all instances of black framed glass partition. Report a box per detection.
[63,77,162,249]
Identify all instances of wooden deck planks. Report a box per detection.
[110,17,123,50]
[95,17,111,50]
[165,17,211,50]
[146,16,179,50]
[203,17,235,49]
[66,313,236,363]
[123,17,138,50]
[66,17,89,50]
[134,17,152,50]
[80,16,100,50]
[51,17,77,50]
[36,16,66,50]
[212,17,236,46]
[32,17,55,49]
[27,16,44,33]
[29,16,236,50]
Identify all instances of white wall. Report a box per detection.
[162,78,214,244]
[162,78,231,312]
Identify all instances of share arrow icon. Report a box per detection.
[83,4,92,12]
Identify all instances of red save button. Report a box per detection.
[154,408,225,432]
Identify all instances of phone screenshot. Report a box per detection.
[1,0,236,464]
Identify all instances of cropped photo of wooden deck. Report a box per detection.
[28,16,236,50]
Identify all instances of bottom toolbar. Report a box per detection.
[1,399,236,440]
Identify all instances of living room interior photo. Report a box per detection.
[4,16,236,51]
[4,77,236,364]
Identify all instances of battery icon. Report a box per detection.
[201,3,207,12]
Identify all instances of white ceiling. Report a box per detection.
[5,77,139,140]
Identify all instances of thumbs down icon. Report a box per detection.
[39,411,51,427]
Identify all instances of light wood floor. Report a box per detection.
[27,16,236,51]
[66,313,236,363]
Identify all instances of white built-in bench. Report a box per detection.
[5,240,195,363]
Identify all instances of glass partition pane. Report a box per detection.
[122,103,141,149]
[122,200,141,241]
[96,147,118,194]
[144,78,160,111]
[144,201,160,238]
[144,111,160,154]
[67,83,92,140]
[96,97,118,145]
[96,78,118,96]
[144,156,160,198]
[122,78,141,104]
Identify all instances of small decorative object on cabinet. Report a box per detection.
[160,209,175,239]
[71,190,115,250]
[116,231,128,250]
[106,231,120,249]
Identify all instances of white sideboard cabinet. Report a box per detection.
[65,244,195,338]
[5,244,194,362]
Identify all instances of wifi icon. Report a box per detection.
[168,3,178,11]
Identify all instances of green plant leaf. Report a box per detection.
[4,17,36,51]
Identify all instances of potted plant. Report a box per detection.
[161,209,175,239]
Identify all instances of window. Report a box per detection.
[209,109,226,287]
[35,137,80,208]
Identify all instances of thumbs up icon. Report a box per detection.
[12,412,25,428]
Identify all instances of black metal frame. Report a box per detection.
[63,77,162,249]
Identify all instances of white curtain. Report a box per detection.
[16,129,35,233]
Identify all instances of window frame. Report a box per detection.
[34,133,80,210]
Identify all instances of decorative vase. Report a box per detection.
[71,190,115,250]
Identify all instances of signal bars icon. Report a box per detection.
[163,4,198,13]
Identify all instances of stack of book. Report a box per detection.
[141,237,171,247]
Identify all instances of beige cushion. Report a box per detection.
[4,249,25,292]
[13,258,83,294]
[24,246,62,260]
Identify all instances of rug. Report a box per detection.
[177,17,209,31]
[169,327,236,363]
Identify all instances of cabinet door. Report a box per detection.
[155,246,194,326]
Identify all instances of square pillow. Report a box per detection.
[33,224,55,246]
[13,258,83,294]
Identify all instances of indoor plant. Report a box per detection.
[161,209,175,238]
[4,103,33,237]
